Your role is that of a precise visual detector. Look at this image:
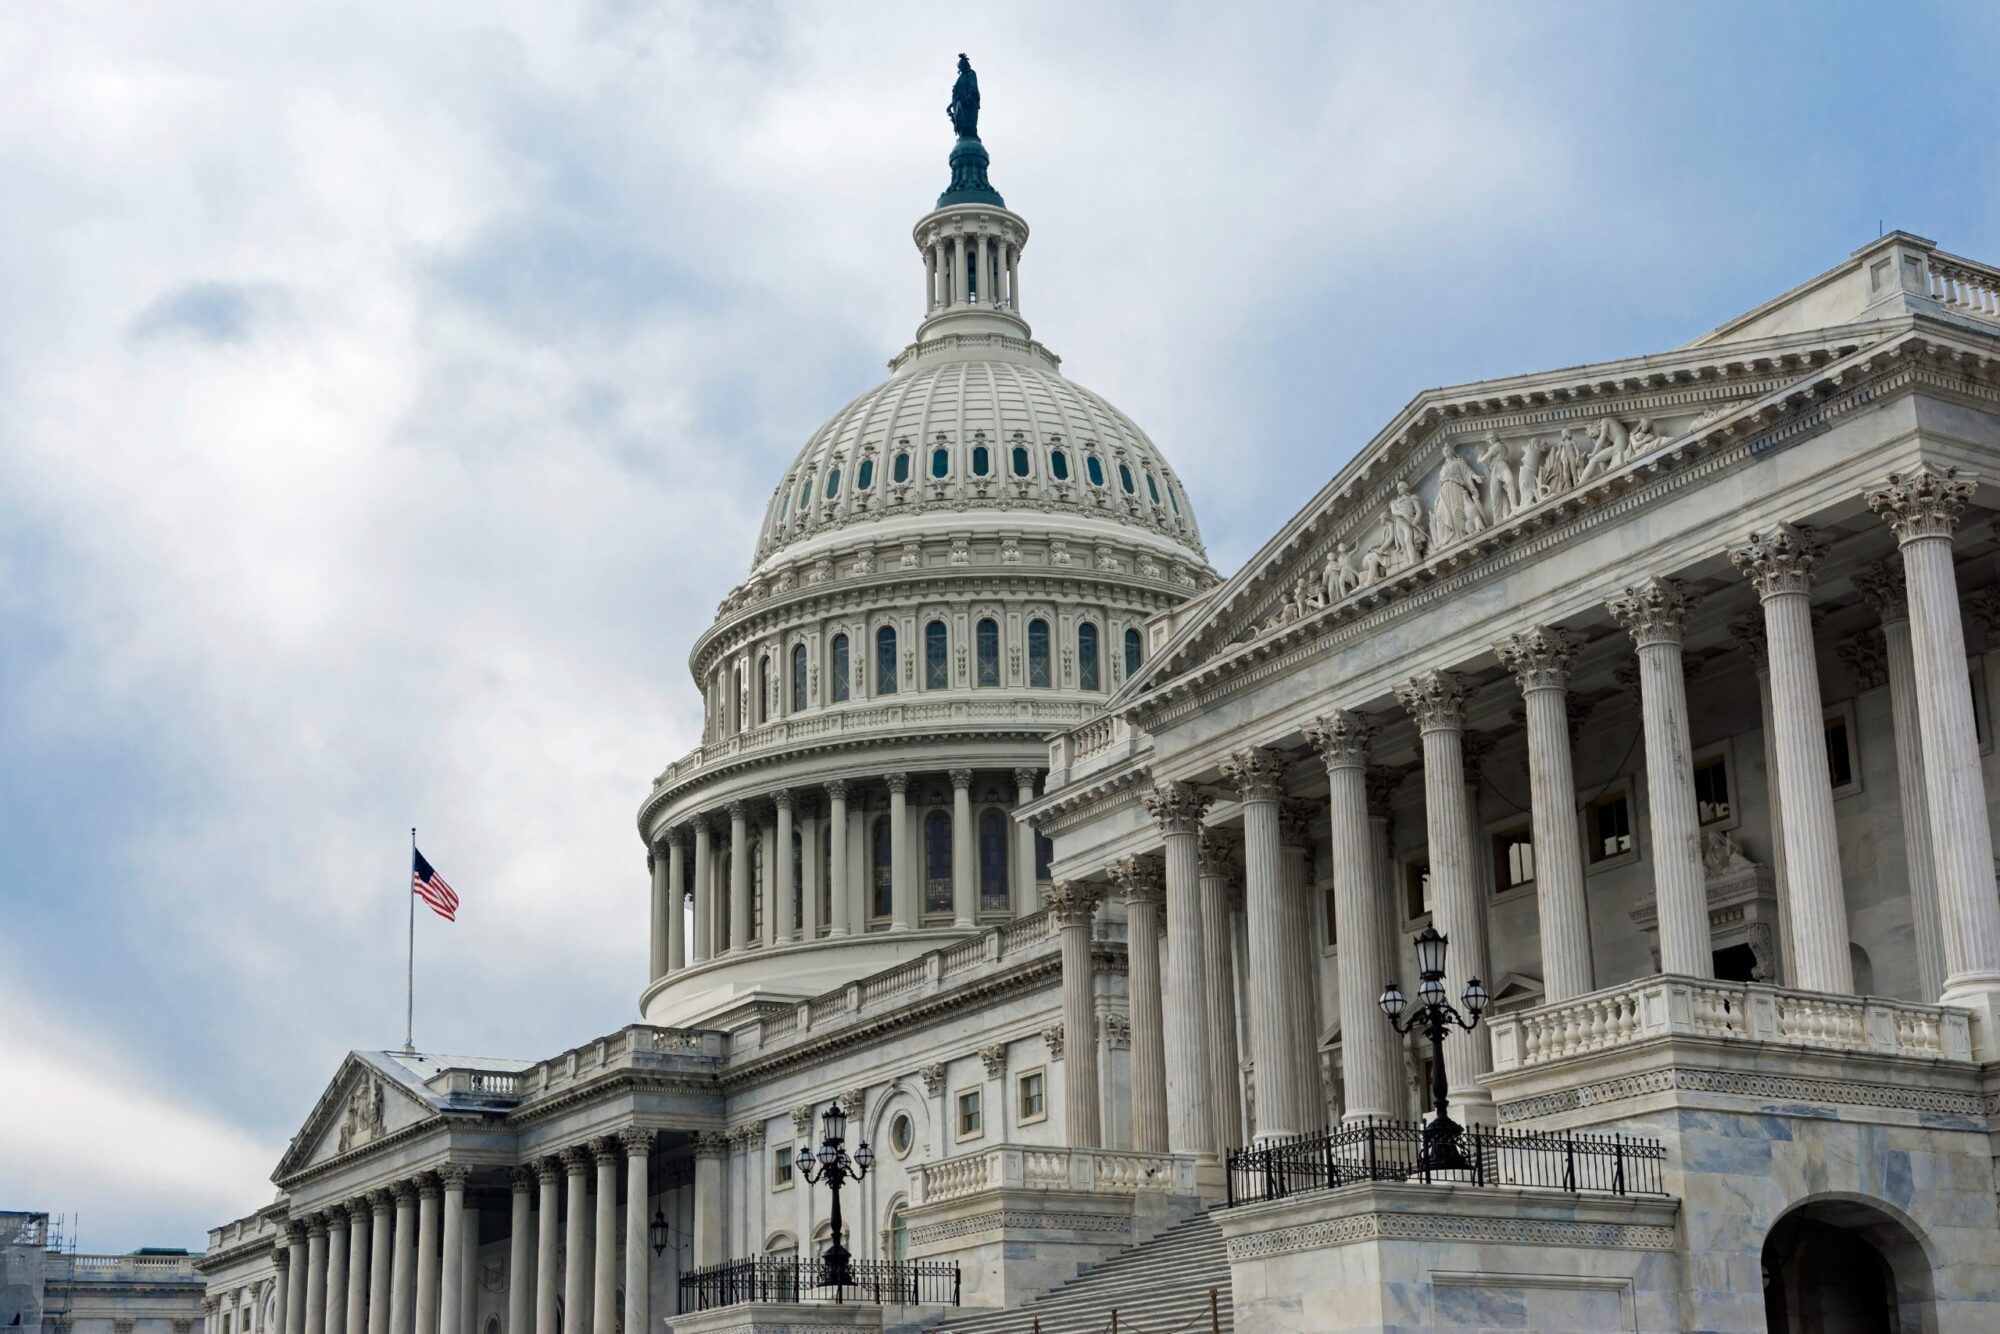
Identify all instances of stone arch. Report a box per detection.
[762,1229,797,1257]
[1850,941,1875,996]
[1762,1193,1938,1334]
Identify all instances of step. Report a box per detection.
[931,1213,1233,1334]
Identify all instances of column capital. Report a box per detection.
[825,777,849,801]
[1196,828,1237,878]
[1837,630,1888,691]
[1608,577,1699,647]
[979,1042,1009,1078]
[917,1062,947,1097]
[836,1087,865,1118]
[368,1189,394,1217]
[560,1144,593,1173]
[1364,766,1402,818]
[1867,464,1975,543]
[1277,798,1316,850]
[725,800,750,823]
[344,1197,371,1224]
[1305,710,1375,768]
[1461,730,1497,789]
[1101,1013,1132,1050]
[690,1131,729,1162]
[1221,746,1287,802]
[618,1127,654,1158]
[644,848,655,875]
[1852,559,1910,624]
[592,1136,623,1165]
[1046,879,1104,925]
[664,824,690,849]
[948,767,974,789]
[1013,767,1040,791]
[307,1215,330,1239]
[437,1164,471,1189]
[688,811,712,836]
[1041,1022,1065,1061]
[1141,780,1209,835]
[533,1156,563,1184]
[1494,625,1579,691]
[391,1181,417,1206]
[1728,612,1769,661]
[1395,669,1474,732]
[414,1174,441,1201]
[272,1248,291,1273]
[790,1104,816,1138]
[884,771,911,795]
[1108,853,1164,907]
[770,788,795,811]
[509,1166,536,1192]
[1730,523,1827,598]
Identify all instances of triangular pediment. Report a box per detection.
[275,1052,443,1181]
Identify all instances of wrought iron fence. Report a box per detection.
[676,1256,961,1312]
[1225,1118,1667,1206]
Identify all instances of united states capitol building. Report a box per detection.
[196,62,2000,1334]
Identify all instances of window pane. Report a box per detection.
[1050,449,1070,481]
[831,635,850,702]
[1019,1071,1044,1118]
[876,626,898,695]
[931,447,950,479]
[979,810,1009,909]
[1406,861,1432,918]
[926,620,949,689]
[1693,758,1730,824]
[872,817,893,917]
[1086,455,1105,487]
[1146,472,1160,504]
[1028,619,1051,687]
[1035,833,1053,881]
[825,468,840,499]
[1492,828,1534,889]
[757,656,771,724]
[791,644,807,712]
[925,810,951,912]
[976,618,1000,686]
[1012,446,1030,477]
[1124,627,1142,678]
[1118,463,1135,493]
[893,452,910,483]
[1825,718,1854,788]
[1078,622,1100,691]
[857,459,874,489]
[1591,795,1632,862]
[972,444,990,476]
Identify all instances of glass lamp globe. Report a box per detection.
[1417,974,1446,1005]
[853,1140,875,1172]
[1413,925,1449,979]
[1462,976,1490,1017]
[1378,983,1406,1018]
[822,1103,847,1144]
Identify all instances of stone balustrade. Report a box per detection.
[913,1143,1196,1205]
[1488,975,1973,1073]
[61,1254,201,1280]
[1926,251,2000,321]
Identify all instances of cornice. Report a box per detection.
[1025,761,1152,834]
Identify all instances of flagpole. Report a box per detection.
[405,827,417,1055]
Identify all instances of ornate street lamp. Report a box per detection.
[795,1102,874,1287]
[1379,925,1489,1172]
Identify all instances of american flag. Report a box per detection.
[412,847,459,922]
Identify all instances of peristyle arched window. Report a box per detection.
[871,816,893,917]
[1124,627,1142,678]
[857,458,874,490]
[925,620,949,689]
[976,618,1000,686]
[791,643,808,712]
[892,451,911,484]
[924,810,952,913]
[1027,618,1051,688]
[876,626,898,695]
[757,654,772,723]
[831,634,851,702]
[1077,622,1100,691]
[979,810,1009,910]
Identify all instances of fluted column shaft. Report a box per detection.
[727,805,750,953]
[1495,633,1594,1001]
[664,836,687,973]
[1868,468,2000,1008]
[1365,775,1405,1117]
[386,1192,414,1334]
[1014,770,1040,915]
[304,1222,328,1334]
[692,1139,726,1268]
[1733,527,1852,993]
[413,1183,439,1334]
[343,1207,369,1334]
[1196,839,1243,1151]
[1145,783,1214,1165]
[826,783,851,936]
[1397,673,1494,1118]
[1050,881,1104,1147]
[561,1152,590,1334]
[648,847,670,980]
[1310,714,1398,1122]
[1224,747,1302,1142]
[1113,860,1168,1152]
[366,1197,392,1334]
[773,793,796,945]
[1277,811,1324,1131]
[888,774,914,929]
[951,770,976,927]
[324,1216,349,1334]
[506,1174,531,1334]
[592,1146,617,1334]
[1732,617,1797,984]
[283,1231,305,1334]
[532,1166,558,1334]
[691,820,713,964]
[437,1172,465,1334]
[622,1134,650,1334]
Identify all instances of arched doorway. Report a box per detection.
[1762,1197,1935,1333]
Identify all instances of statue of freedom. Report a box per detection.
[948,54,980,139]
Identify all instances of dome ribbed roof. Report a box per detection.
[753,346,1205,570]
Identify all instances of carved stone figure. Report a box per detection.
[1537,429,1579,498]
[1431,450,1488,548]
[947,55,981,139]
[1627,416,1670,455]
[1386,481,1427,570]
[1574,417,1628,486]
[1478,432,1518,524]
[1322,540,1360,601]
[336,1075,385,1154]
[1700,828,1757,876]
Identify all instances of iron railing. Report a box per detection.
[676,1257,961,1312]
[1225,1118,1667,1206]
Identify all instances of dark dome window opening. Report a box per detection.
[931,446,950,479]
[1145,471,1161,504]
[824,467,840,499]
[976,618,1000,686]
[1011,445,1030,477]
[979,810,1010,911]
[1027,618,1052,687]
[1124,626,1142,677]
[1085,454,1105,487]
[924,810,952,913]
[857,458,874,489]
[971,444,990,476]
[893,451,911,484]
[876,626,898,695]
[1077,622,1100,691]
[1050,449,1070,481]
[831,634,850,702]
[1118,463,1135,494]
[925,619,949,688]
[790,643,808,711]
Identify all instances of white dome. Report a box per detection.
[752,342,1206,572]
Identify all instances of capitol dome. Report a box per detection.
[636,78,1216,1028]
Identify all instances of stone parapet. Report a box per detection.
[663,1302,946,1334]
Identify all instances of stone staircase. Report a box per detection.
[930,1212,1232,1334]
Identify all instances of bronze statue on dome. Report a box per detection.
[948,53,980,139]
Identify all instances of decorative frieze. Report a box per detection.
[1225,1211,1677,1261]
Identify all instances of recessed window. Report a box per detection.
[979,810,1009,910]
[1118,463,1135,494]
[893,451,911,484]
[956,1088,983,1140]
[925,619,949,689]
[1012,446,1031,477]
[1085,455,1106,487]
[824,468,840,499]
[972,444,990,476]
[1693,756,1731,825]
[890,1112,915,1157]
[876,626,898,696]
[774,1145,794,1188]
[1145,472,1161,504]
[1167,485,1180,514]
[790,644,808,712]
[831,634,850,703]
[1078,622,1100,691]
[1492,824,1534,891]
[925,809,952,914]
[931,447,950,479]
[797,477,812,511]
[1027,618,1051,687]
[1017,1070,1046,1123]
[872,816,893,918]
[1035,832,1054,882]
[976,618,1000,686]
[1050,449,1070,481]
[857,458,874,490]
[1825,714,1856,791]
[757,654,771,725]
[1589,792,1634,863]
[1405,859,1432,920]
[779,489,791,519]
[1123,627,1142,678]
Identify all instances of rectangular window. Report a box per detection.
[1693,756,1731,826]
[773,1145,793,1189]
[1017,1069,1046,1123]
[1825,714,1856,791]
[1491,825,1534,891]
[956,1088,983,1140]
[1589,792,1633,863]
[1405,859,1432,920]
[1324,885,1338,947]
[1973,659,1991,751]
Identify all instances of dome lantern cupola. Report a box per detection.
[910,54,1032,348]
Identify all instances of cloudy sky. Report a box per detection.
[3,1,1996,1251]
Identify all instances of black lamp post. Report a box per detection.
[1379,925,1490,1172]
[795,1102,874,1287]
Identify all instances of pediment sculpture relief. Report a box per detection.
[336,1074,387,1154]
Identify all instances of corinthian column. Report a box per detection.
[1307,711,1398,1122]
[1868,467,2000,1025]
[276,1238,298,1334]
[1729,615,1795,984]
[1049,880,1105,1146]
[1494,629,1595,1000]
[1222,746,1304,1142]
[343,1202,369,1334]
[691,816,713,964]
[1731,525,1852,993]
[1140,782,1215,1166]
[620,1130,652,1334]
[1607,581,1712,979]
[691,1134,727,1268]
[772,790,796,945]
[664,829,687,973]
[386,1189,414,1334]
[1110,856,1168,1152]
[437,1168,466,1334]
[560,1148,590,1334]
[323,1212,349,1334]
[365,1194,392,1334]
[1195,832,1243,1151]
[887,773,914,930]
[1014,769,1040,915]
[505,1171,531,1334]
[647,844,669,982]
[532,1162,559,1334]
[413,1181,439,1334]
[727,803,751,953]
[591,1142,617,1334]
[304,1220,328,1334]
[826,781,852,936]
[1853,560,1946,998]
[1395,671,1493,1120]
[1277,799,1325,1130]
[950,769,976,927]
